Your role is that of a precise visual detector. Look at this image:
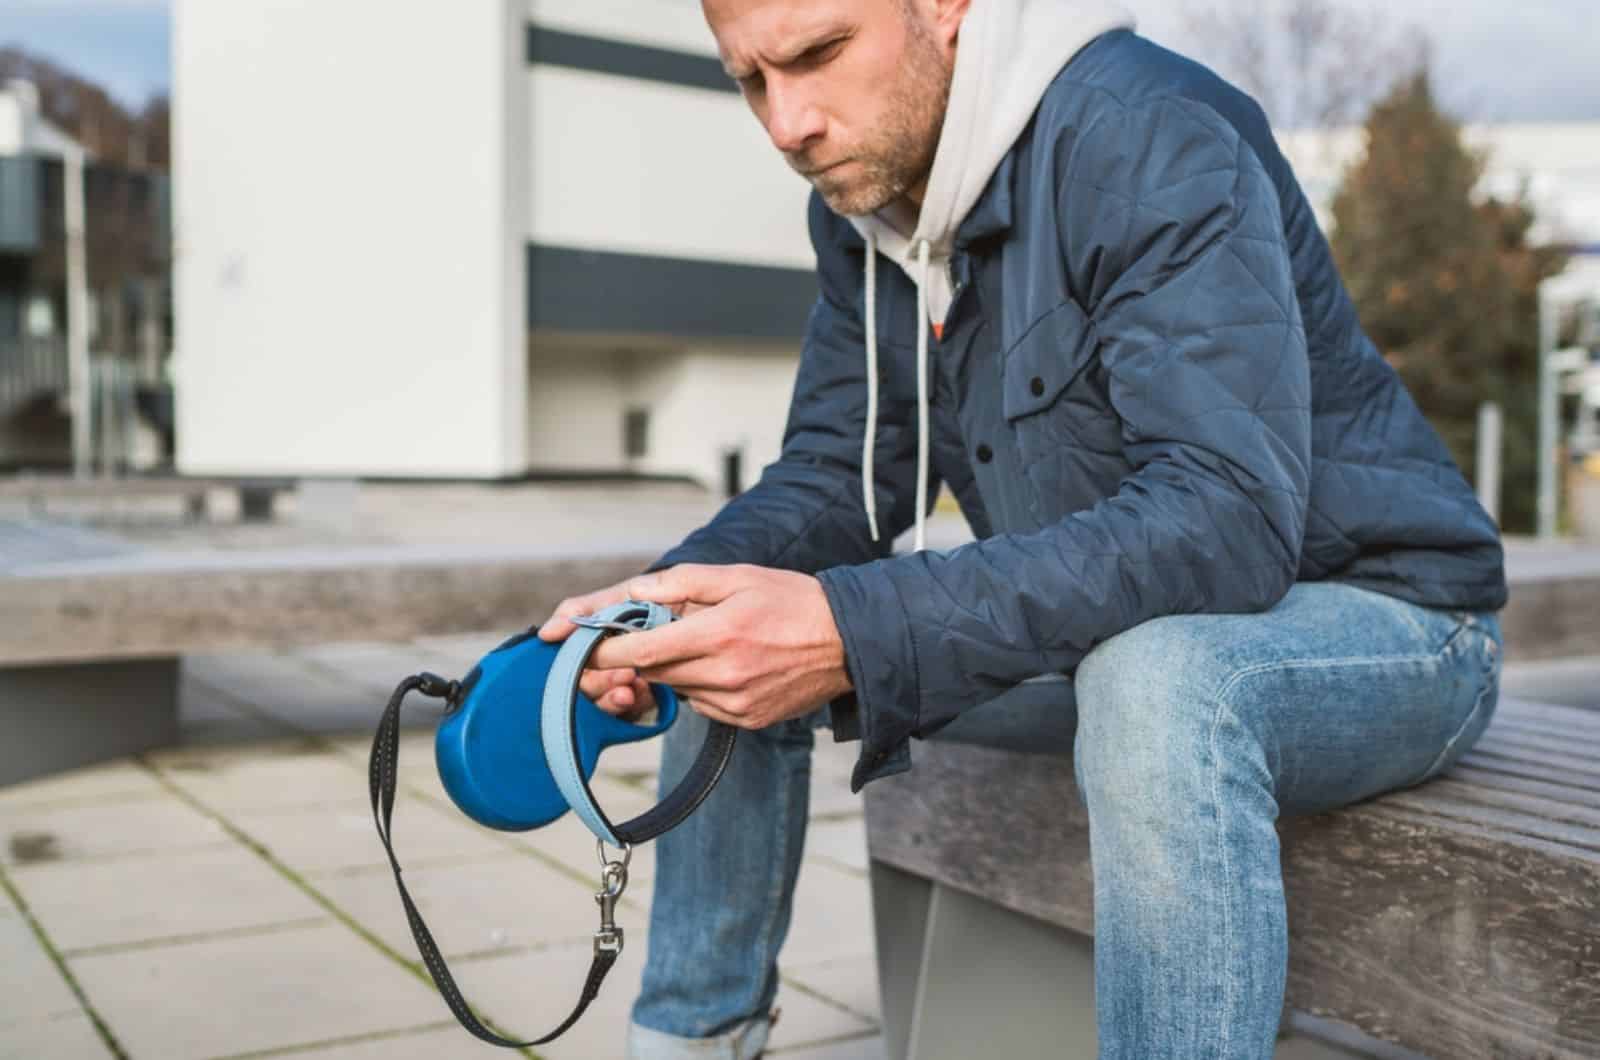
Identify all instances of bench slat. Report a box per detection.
[1459,749,1600,794]
[1379,790,1600,854]
[1446,764,1600,814]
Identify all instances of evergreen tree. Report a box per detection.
[1329,71,1565,532]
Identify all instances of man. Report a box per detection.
[537,1,1506,1056]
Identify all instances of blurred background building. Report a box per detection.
[172,0,814,490]
[2,0,1599,517]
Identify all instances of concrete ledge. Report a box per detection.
[0,545,655,667]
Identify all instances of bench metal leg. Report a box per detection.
[0,656,179,787]
[872,860,1098,1060]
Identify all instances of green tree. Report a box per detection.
[1329,70,1565,532]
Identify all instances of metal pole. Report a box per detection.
[64,150,92,480]
[1536,282,1561,539]
[1476,400,1502,526]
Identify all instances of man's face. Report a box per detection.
[704,0,956,216]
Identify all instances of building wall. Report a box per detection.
[173,0,530,478]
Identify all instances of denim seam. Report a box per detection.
[1207,690,1237,1060]
[744,752,802,1031]
[1416,632,1499,782]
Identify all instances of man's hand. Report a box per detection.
[539,564,854,730]
[537,578,659,719]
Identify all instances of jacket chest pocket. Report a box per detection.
[1003,298,1120,447]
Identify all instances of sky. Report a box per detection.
[1,0,1597,123]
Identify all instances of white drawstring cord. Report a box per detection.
[913,240,931,554]
[861,232,881,543]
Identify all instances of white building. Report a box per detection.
[173,0,814,486]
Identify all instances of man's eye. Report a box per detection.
[800,38,846,67]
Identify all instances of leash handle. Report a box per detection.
[369,675,616,1049]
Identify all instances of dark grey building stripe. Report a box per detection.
[528,244,816,341]
[526,25,737,95]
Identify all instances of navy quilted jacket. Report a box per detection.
[652,31,1506,790]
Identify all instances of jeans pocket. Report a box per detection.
[1415,621,1502,784]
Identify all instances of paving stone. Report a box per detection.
[0,905,82,1029]
[279,1023,508,1058]
[150,739,369,811]
[783,956,882,1022]
[183,652,392,737]
[453,932,871,1060]
[510,782,658,884]
[293,641,442,700]
[807,770,863,821]
[236,798,513,877]
[770,1032,886,1059]
[176,672,290,746]
[0,759,163,809]
[0,1010,114,1060]
[9,845,327,953]
[0,795,229,868]
[783,862,877,967]
[68,921,441,1060]
[804,819,869,875]
[311,853,596,960]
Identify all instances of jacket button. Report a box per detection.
[975,444,993,464]
[1030,376,1046,397]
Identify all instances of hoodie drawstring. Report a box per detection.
[862,232,881,543]
[859,233,932,554]
[912,240,931,554]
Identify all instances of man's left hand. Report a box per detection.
[584,564,853,730]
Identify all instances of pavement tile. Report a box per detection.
[452,933,871,1060]
[509,781,658,883]
[0,1010,114,1060]
[68,921,441,1060]
[783,862,877,967]
[292,642,444,700]
[783,956,882,1022]
[0,759,163,809]
[311,853,597,960]
[770,1033,886,1059]
[235,799,513,877]
[0,795,229,868]
[150,740,369,811]
[0,904,82,1029]
[274,1023,507,1058]
[803,819,869,875]
[807,770,863,821]
[9,845,327,953]
[183,652,393,737]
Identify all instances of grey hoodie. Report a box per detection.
[845,0,1136,552]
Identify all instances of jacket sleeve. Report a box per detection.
[646,194,931,747]
[817,97,1313,790]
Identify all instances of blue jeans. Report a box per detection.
[626,582,1502,1059]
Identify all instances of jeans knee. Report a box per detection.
[1073,619,1235,809]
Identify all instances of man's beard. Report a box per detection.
[804,16,951,217]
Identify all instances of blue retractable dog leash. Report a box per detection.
[369,600,737,1047]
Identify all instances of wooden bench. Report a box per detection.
[0,518,656,786]
[865,686,1600,1059]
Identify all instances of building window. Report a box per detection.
[623,407,650,459]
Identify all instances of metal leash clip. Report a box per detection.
[594,840,631,956]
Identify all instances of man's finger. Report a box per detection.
[588,609,721,672]
[536,582,631,642]
[623,564,750,609]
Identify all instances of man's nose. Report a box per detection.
[764,81,825,155]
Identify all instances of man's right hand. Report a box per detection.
[537,579,659,720]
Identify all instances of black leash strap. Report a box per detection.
[369,674,619,1048]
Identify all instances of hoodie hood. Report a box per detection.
[849,0,1136,552]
